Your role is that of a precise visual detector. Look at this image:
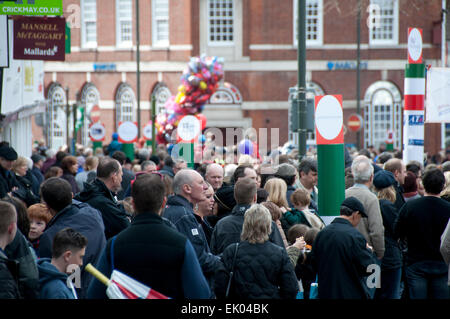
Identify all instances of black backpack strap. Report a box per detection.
[225,242,240,298]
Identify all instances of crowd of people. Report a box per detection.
[0,138,449,300]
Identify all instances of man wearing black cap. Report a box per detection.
[309,197,377,299]
[0,146,20,199]
[30,154,45,194]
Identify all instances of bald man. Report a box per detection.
[205,163,224,191]
[163,169,220,288]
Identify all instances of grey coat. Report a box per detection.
[345,185,385,259]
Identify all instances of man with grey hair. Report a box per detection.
[163,169,220,288]
[345,155,385,260]
[205,163,224,191]
[140,160,157,173]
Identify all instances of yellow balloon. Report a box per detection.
[175,92,184,104]
[200,81,207,90]
[178,85,186,93]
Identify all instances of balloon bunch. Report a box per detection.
[155,55,224,144]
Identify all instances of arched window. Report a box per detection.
[364,81,402,149]
[46,83,67,151]
[115,83,136,128]
[151,82,172,115]
[80,83,100,146]
[209,82,242,104]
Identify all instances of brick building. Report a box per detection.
[38,0,448,157]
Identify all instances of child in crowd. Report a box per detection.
[37,228,87,299]
[27,204,53,254]
[295,227,320,300]
[281,188,325,234]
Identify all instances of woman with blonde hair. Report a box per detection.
[264,177,289,212]
[11,157,40,206]
[213,204,298,299]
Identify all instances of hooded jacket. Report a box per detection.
[37,258,75,299]
[210,204,285,256]
[74,178,130,240]
[38,199,106,298]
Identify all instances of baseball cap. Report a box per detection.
[341,196,367,217]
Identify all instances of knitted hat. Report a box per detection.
[214,185,236,215]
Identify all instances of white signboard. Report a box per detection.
[0,16,8,67]
[143,123,153,140]
[118,121,138,143]
[177,115,201,142]
[425,67,450,123]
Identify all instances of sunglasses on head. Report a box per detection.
[135,171,164,181]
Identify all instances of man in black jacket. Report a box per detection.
[309,197,377,299]
[394,168,450,299]
[111,151,135,200]
[210,177,285,255]
[0,146,20,199]
[0,201,21,299]
[75,157,130,240]
[384,158,407,211]
[163,169,220,284]
[39,177,106,298]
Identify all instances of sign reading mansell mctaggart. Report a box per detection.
[14,16,65,61]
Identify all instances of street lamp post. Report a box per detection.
[136,0,141,138]
[356,0,362,150]
[297,0,307,161]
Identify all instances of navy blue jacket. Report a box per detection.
[210,204,285,256]
[378,199,402,270]
[37,258,75,299]
[87,212,211,299]
[309,218,377,299]
[162,195,220,279]
[38,200,106,298]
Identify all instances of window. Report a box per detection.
[369,0,398,45]
[116,83,136,128]
[47,84,67,151]
[364,81,402,150]
[152,0,169,47]
[116,0,133,47]
[208,0,234,46]
[152,83,171,115]
[294,0,323,46]
[81,0,97,48]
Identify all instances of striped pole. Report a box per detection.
[315,95,345,225]
[403,28,425,165]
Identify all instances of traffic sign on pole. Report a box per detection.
[347,113,363,132]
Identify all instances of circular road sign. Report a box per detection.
[408,28,423,63]
[118,121,138,143]
[89,122,106,141]
[90,105,101,123]
[315,95,343,142]
[347,113,363,132]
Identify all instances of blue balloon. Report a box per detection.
[198,134,206,143]
[238,139,253,155]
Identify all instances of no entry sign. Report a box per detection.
[347,113,363,132]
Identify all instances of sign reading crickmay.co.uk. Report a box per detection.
[0,0,63,16]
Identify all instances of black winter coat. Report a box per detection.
[213,241,298,299]
[13,174,40,207]
[5,229,39,299]
[0,249,21,299]
[0,166,19,199]
[309,218,377,299]
[378,199,402,270]
[210,204,285,255]
[74,178,130,240]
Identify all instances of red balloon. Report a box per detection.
[196,113,207,130]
